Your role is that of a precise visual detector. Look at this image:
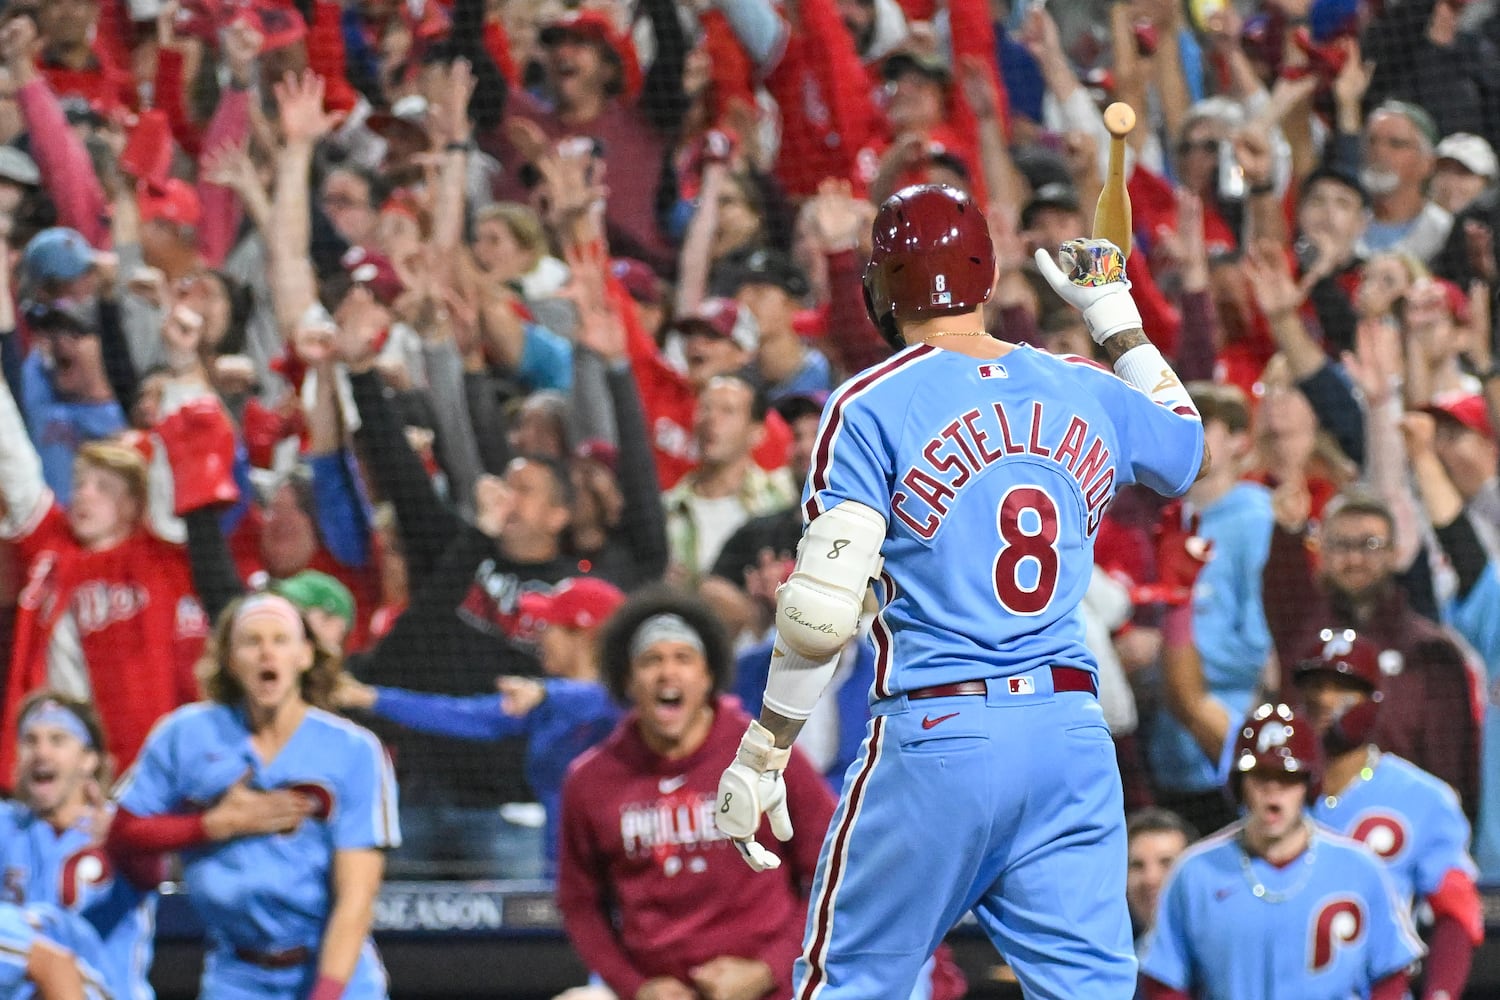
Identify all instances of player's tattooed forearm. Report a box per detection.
[1101,328,1150,363]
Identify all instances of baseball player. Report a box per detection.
[714,183,1208,999]
[0,692,157,1000]
[1293,628,1483,998]
[1141,703,1424,1000]
[108,593,400,1000]
[0,901,94,1000]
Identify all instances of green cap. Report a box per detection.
[273,570,356,624]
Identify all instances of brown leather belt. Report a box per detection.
[234,945,312,969]
[906,666,1096,701]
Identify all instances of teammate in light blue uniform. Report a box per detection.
[0,693,157,1000]
[111,593,399,1000]
[0,900,107,1000]
[1441,560,1500,878]
[1290,627,1483,995]
[715,187,1207,1000]
[1143,703,1423,1000]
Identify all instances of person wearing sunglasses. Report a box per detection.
[1263,486,1480,818]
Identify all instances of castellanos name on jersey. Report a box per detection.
[803,345,1201,691]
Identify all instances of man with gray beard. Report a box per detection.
[1358,101,1453,264]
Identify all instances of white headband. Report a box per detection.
[630,614,705,661]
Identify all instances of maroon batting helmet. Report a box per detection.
[1231,702,1323,800]
[863,185,995,350]
[1292,627,1384,752]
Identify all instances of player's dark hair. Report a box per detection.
[1185,380,1250,435]
[1126,807,1199,846]
[198,595,341,712]
[1321,488,1396,539]
[13,690,110,787]
[597,586,734,705]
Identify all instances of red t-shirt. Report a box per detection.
[557,698,835,1000]
[2,504,206,785]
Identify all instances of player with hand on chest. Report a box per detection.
[1141,703,1424,1000]
[0,692,157,1000]
[107,593,400,1000]
[1293,628,1484,999]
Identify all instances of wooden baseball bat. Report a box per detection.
[1094,102,1137,259]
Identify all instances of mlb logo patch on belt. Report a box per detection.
[1007,676,1035,695]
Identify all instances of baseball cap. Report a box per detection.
[1302,162,1369,205]
[368,94,429,144]
[773,390,828,425]
[883,50,952,84]
[711,248,810,299]
[1435,133,1499,181]
[0,147,39,186]
[340,247,405,307]
[1021,182,1081,230]
[1424,394,1494,440]
[575,438,619,472]
[676,297,758,352]
[273,570,356,624]
[538,10,643,99]
[610,258,663,306]
[519,577,626,631]
[23,228,101,284]
[138,179,203,229]
[235,0,310,53]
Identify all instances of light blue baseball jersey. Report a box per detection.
[0,902,38,995]
[1310,752,1476,909]
[1441,562,1500,880]
[1141,823,1424,999]
[1149,482,1275,792]
[115,703,399,959]
[803,344,1203,697]
[0,802,155,1000]
[0,901,111,1000]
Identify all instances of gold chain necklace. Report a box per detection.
[918,331,992,343]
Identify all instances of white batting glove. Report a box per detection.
[1033,239,1142,345]
[715,720,793,872]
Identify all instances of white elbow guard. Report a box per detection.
[774,501,886,660]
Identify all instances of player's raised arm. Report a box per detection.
[1034,239,1212,484]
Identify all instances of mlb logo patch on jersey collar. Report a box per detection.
[978,363,1008,379]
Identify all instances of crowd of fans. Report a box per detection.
[0,0,1499,994]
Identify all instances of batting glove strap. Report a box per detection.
[735,720,792,774]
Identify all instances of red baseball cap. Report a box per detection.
[138,179,203,229]
[1424,394,1495,440]
[340,246,405,307]
[538,10,643,100]
[676,297,755,351]
[520,577,626,631]
[610,258,662,306]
